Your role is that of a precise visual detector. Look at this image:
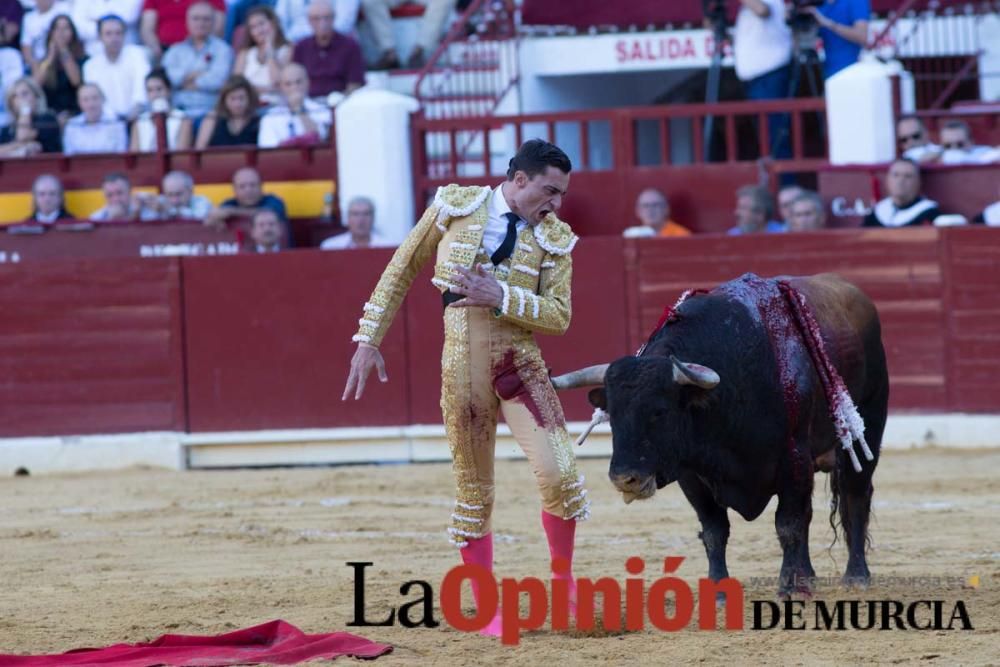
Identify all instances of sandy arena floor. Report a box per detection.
[1,448,997,666]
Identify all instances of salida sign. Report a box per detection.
[613,34,726,66]
[347,557,974,646]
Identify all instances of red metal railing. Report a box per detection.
[413,0,519,119]
[411,98,828,210]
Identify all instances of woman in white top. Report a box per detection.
[232,6,291,105]
[129,68,192,152]
[62,83,128,155]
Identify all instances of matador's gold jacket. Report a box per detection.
[352,184,578,346]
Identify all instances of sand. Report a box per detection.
[1,447,997,666]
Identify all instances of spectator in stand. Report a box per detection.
[247,208,285,252]
[257,63,331,147]
[20,0,70,69]
[733,0,792,159]
[161,2,233,118]
[31,15,87,119]
[141,0,225,62]
[728,185,786,235]
[130,68,193,151]
[89,172,149,221]
[788,190,827,232]
[194,75,259,147]
[26,174,72,224]
[320,196,393,249]
[777,184,804,228]
[897,115,940,163]
[275,0,359,43]
[0,77,62,156]
[205,166,290,240]
[0,0,23,49]
[138,170,213,220]
[72,0,144,56]
[863,158,941,228]
[623,188,691,238]
[0,44,26,129]
[803,0,870,80]
[83,15,150,120]
[973,184,999,226]
[938,120,1000,165]
[233,5,291,104]
[62,83,129,154]
[362,0,457,70]
[292,0,363,98]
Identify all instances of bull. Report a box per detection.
[552,273,887,596]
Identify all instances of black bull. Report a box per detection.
[552,273,888,595]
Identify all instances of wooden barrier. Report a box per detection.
[0,257,186,437]
[1,228,998,439]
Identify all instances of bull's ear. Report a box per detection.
[587,387,607,411]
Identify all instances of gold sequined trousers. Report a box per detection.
[442,305,590,548]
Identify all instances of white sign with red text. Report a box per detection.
[523,29,733,77]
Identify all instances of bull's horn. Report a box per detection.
[550,364,609,390]
[671,356,720,389]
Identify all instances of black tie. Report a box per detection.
[491,212,519,265]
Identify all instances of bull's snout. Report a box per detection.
[609,469,657,504]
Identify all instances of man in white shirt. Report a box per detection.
[258,63,331,148]
[733,0,793,158]
[82,15,150,119]
[138,170,213,220]
[938,120,1000,165]
[320,196,394,249]
[73,0,144,56]
[897,115,941,163]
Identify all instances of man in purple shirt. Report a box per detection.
[292,0,364,98]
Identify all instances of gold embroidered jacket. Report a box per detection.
[353,184,579,347]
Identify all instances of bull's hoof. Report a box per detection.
[777,570,815,599]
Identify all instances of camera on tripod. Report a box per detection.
[787,0,825,53]
[787,0,825,33]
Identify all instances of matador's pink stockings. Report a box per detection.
[542,510,578,621]
[459,533,503,636]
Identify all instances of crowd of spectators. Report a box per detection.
[0,0,458,160]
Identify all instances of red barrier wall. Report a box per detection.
[1,229,998,438]
[0,258,186,436]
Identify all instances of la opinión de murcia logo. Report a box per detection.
[347,558,975,645]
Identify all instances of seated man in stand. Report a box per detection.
[24,173,73,224]
[257,63,331,148]
[622,188,691,238]
[320,196,393,249]
[788,190,827,232]
[896,115,940,163]
[863,159,941,228]
[246,208,285,253]
[728,184,786,234]
[938,120,1000,165]
[89,172,152,221]
[205,166,292,243]
[138,170,213,220]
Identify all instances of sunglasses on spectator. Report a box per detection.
[942,141,970,150]
[897,132,923,144]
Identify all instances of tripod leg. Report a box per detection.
[703,51,723,163]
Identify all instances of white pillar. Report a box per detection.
[334,87,420,244]
[825,57,915,165]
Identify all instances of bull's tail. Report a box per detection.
[828,444,876,556]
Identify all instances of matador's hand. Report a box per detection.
[342,343,388,400]
[449,265,503,309]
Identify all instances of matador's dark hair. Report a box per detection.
[506,139,572,180]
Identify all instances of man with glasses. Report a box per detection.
[896,115,940,164]
[938,120,1000,165]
